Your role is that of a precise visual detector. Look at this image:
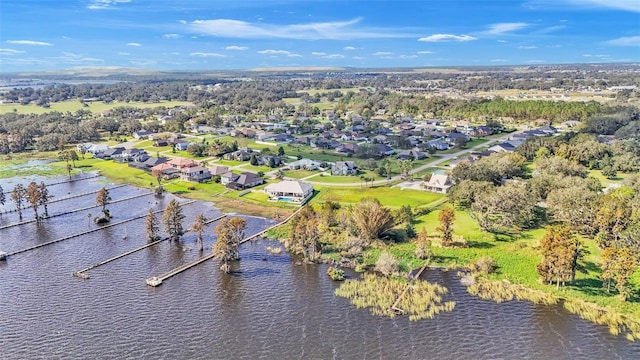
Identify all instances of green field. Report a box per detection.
[0,100,191,114]
[282,170,318,179]
[312,186,445,208]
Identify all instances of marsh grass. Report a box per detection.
[335,273,455,321]
[467,278,640,341]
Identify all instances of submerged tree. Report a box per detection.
[26,182,41,221]
[189,213,207,252]
[95,187,111,222]
[11,184,26,220]
[437,207,456,247]
[162,199,185,242]
[212,217,247,273]
[144,208,160,242]
[38,182,50,217]
[0,185,5,211]
[288,207,321,262]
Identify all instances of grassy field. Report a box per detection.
[0,100,191,114]
[312,186,445,209]
[282,170,318,179]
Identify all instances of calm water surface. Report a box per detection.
[0,176,638,359]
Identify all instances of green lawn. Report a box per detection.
[215,159,246,167]
[282,170,318,179]
[312,186,445,209]
[0,100,191,114]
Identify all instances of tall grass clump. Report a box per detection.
[335,273,455,321]
[467,279,558,305]
[563,298,640,341]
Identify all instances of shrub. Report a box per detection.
[375,252,399,277]
[327,267,345,281]
[468,256,496,274]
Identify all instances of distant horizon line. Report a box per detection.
[2,62,639,76]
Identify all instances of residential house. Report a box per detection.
[469,126,493,137]
[488,142,517,153]
[397,149,427,161]
[332,161,358,176]
[445,132,470,145]
[286,158,323,171]
[174,142,189,151]
[180,165,211,182]
[335,143,359,155]
[424,174,452,193]
[264,180,314,204]
[150,163,179,179]
[96,147,124,160]
[168,157,199,169]
[209,165,230,176]
[121,148,148,162]
[154,139,169,147]
[223,148,255,161]
[258,155,282,167]
[222,171,264,189]
[133,130,152,140]
[372,135,388,144]
[375,144,395,157]
[423,139,449,151]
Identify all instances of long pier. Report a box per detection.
[3,200,196,258]
[0,174,101,195]
[0,184,128,215]
[73,214,227,279]
[0,191,154,230]
[145,207,306,287]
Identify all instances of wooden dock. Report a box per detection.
[74,214,227,279]
[0,191,154,230]
[4,200,197,258]
[146,207,306,287]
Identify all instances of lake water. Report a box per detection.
[0,175,638,359]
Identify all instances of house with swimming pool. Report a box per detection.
[264,180,314,204]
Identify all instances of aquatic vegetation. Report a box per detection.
[466,279,558,305]
[327,267,345,281]
[563,298,640,341]
[467,278,640,341]
[335,273,455,321]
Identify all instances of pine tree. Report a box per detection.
[11,184,26,220]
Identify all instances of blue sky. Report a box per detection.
[0,0,638,71]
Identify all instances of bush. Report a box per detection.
[375,252,399,276]
[468,256,497,274]
[327,267,345,281]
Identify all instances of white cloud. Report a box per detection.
[323,54,344,59]
[311,52,327,56]
[189,18,413,40]
[178,20,187,24]
[372,51,393,56]
[605,35,640,46]
[0,48,26,55]
[491,59,508,62]
[583,54,610,58]
[288,53,303,58]
[117,52,130,56]
[400,55,418,59]
[526,59,546,63]
[483,22,529,35]
[163,34,183,39]
[127,42,142,47]
[129,60,157,67]
[87,0,131,10]
[225,45,248,50]
[52,52,104,64]
[6,40,53,46]
[417,51,433,54]
[258,49,292,55]
[418,34,477,42]
[352,56,364,60]
[190,52,226,58]
[566,0,640,12]
[343,46,356,51]
[497,40,508,43]
[518,45,538,49]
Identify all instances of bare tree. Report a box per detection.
[145,208,160,242]
[11,184,26,220]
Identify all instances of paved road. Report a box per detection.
[305,132,518,187]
